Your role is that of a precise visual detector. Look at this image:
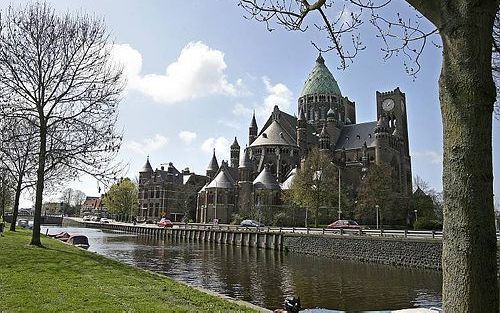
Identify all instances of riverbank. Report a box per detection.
[0,229,261,312]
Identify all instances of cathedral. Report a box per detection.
[195,54,412,224]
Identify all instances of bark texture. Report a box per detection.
[30,124,46,247]
[9,178,22,232]
[439,0,499,311]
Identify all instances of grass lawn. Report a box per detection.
[0,228,259,312]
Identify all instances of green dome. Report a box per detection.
[300,54,341,97]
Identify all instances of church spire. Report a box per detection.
[249,110,258,145]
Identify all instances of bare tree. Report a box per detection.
[0,116,37,231]
[59,188,86,216]
[239,0,498,310]
[0,3,124,246]
[493,12,500,119]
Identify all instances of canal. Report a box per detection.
[42,226,442,311]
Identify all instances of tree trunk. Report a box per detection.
[30,124,46,246]
[440,1,499,311]
[9,177,23,232]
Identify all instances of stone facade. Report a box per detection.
[196,54,412,224]
[138,158,208,221]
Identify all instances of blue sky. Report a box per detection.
[6,0,498,207]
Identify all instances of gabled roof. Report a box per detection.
[249,119,298,147]
[334,121,377,150]
[253,166,281,190]
[206,165,236,189]
[255,106,317,148]
[300,54,342,97]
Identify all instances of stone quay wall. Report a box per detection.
[282,234,442,270]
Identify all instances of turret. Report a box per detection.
[319,124,330,151]
[139,156,153,184]
[238,147,253,214]
[206,149,219,179]
[238,147,252,182]
[374,115,389,165]
[249,111,258,145]
[297,107,308,154]
[230,137,240,168]
[361,141,369,178]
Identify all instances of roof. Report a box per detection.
[334,121,377,150]
[250,111,257,128]
[248,106,317,150]
[140,157,153,172]
[280,167,297,190]
[300,54,342,97]
[207,150,219,171]
[206,166,236,189]
[231,136,239,148]
[239,148,252,168]
[249,119,298,147]
[253,166,281,190]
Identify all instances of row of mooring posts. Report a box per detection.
[84,222,283,251]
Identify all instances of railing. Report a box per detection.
[75,218,500,240]
[176,223,445,239]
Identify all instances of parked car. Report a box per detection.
[240,219,264,227]
[100,218,110,224]
[82,215,91,221]
[327,219,366,230]
[158,218,173,228]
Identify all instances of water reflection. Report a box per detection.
[43,226,442,311]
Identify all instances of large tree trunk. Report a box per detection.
[9,177,22,232]
[30,125,46,246]
[440,1,499,311]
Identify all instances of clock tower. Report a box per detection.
[376,87,409,156]
[376,87,412,195]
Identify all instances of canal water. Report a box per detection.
[42,226,442,311]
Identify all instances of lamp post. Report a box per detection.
[337,166,341,220]
[414,209,418,222]
[375,205,380,229]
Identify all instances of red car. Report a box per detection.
[158,218,173,228]
[327,219,365,229]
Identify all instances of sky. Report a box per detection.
[3,0,498,208]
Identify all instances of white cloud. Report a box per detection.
[111,42,242,104]
[412,150,443,164]
[178,131,197,144]
[201,137,230,161]
[110,43,142,86]
[126,134,168,155]
[232,76,293,119]
[232,102,252,116]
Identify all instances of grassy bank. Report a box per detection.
[0,229,258,312]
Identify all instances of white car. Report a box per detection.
[82,215,91,221]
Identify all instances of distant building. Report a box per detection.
[196,54,412,224]
[42,202,63,215]
[81,196,107,216]
[138,159,208,221]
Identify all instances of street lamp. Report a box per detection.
[375,205,380,229]
[337,166,341,220]
[414,209,418,222]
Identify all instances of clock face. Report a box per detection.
[382,98,395,111]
